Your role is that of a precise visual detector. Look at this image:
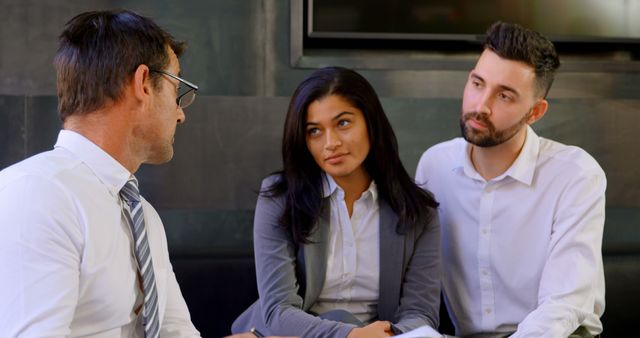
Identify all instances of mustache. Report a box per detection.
[463,111,489,123]
[462,112,495,130]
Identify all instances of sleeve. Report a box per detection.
[393,208,442,333]
[512,169,606,337]
[253,179,356,338]
[0,176,83,337]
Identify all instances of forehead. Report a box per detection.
[307,95,359,114]
[473,49,536,91]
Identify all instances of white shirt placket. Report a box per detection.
[478,182,496,330]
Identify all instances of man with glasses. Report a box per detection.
[0,9,203,337]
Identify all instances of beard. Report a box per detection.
[460,109,532,147]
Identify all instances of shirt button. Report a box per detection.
[481,269,489,276]
[485,308,492,314]
[481,228,488,235]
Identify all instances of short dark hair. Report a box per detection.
[54,9,185,121]
[267,67,438,244]
[484,21,560,98]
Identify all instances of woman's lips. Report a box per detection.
[325,153,347,164]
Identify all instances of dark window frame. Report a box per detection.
[291,0,640,72]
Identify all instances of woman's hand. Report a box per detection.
[346,321,394,338]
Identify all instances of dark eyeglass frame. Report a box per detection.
[150,70,199,108]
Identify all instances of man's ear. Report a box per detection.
[132,64,152,103]
[527,98,548,125]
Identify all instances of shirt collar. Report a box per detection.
[321,173,378,202]
[457,125,540,185]
[54,130,133,196]
[504,125,539,185]
[459,142,482,181]
[321,173,338,198]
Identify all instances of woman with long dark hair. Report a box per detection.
[232,67,441,338]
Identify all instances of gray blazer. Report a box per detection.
[232,178,441,338]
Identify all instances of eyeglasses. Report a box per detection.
[150,70,199,109]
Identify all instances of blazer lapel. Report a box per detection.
[378,199,405,321]
[301,202,330,311]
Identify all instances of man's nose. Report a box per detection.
[474,92,493,116]
[177,106,186,124]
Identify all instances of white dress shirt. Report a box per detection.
[0,130,200,338]
[310,175,380,323]
[416,126,606,338]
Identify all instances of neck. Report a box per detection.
[332,169,372,217]
[470,127,528,181]
[63,104,141,174]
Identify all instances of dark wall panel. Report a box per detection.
[0,96,26,168]
[137,96,288,210]
[25,96,61,156]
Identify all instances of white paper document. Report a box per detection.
[394,325,444,338]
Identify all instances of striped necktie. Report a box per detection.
[120,178,160,338]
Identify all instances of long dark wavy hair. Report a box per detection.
[266,66,438,244]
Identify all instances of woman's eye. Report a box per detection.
[307,128,320,136]
[338,119,350,127]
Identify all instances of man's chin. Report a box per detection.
[146,149,174,165]
[463,131,499,148]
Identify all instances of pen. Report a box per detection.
[250,327,265,338]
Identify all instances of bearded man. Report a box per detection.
[416,21,605,338]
